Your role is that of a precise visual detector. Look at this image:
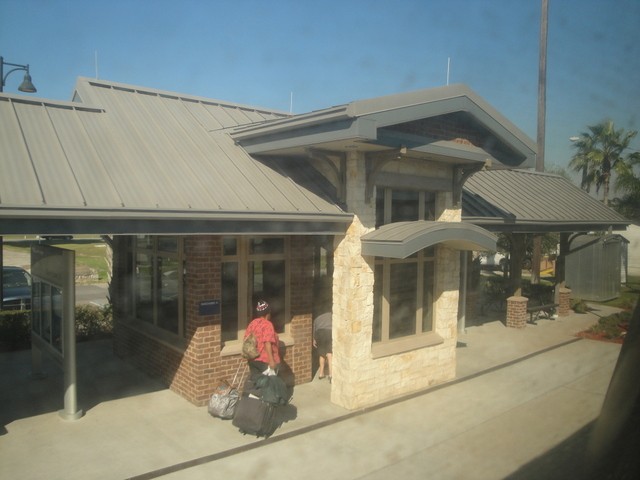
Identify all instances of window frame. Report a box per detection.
[221,236,290,352]
[130,235,185,341]
[371,187,443,357]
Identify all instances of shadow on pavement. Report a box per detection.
[0,339,165,435]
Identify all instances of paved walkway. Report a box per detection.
[0,305,623,480]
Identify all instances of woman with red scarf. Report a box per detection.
[244,300,280,377]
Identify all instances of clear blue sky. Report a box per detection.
[2,0,639,177]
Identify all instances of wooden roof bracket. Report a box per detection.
[307,148,347,204]
[453,159,491,207]
[365,147,407,203]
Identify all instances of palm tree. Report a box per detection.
[569,133,596,193]
[611,151,640,221]
[569,120,638,206]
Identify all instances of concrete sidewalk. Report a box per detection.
[0,305,623,480]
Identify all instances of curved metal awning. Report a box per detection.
[361,221,497,259]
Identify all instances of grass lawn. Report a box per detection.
[3,238,110,283]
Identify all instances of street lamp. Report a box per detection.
[1,56,37,93]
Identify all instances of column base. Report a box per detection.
[59,409,84,421]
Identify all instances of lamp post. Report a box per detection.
[0,56,36,309]
[1,56,37,93]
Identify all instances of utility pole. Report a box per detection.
[532,0,549,285]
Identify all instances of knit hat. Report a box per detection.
[256,300,270,313]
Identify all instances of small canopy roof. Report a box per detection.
[463,169,629,233]
[361,221,498,259]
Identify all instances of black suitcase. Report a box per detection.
[232,394,278,437]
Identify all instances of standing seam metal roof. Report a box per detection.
[0,78,351,234]
[462,169,629,231]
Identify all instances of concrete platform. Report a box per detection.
[0,305,623,479]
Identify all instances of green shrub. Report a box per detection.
[75,304,113,340]
[587,311,631,340]
[571,298,589,314]
[0,304,113,351]
[0,310,31,351]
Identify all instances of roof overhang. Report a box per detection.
[232,84,536,168]
[0,208,352,236]
[361,221,498,259]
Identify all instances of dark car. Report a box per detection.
[2,266,32,310]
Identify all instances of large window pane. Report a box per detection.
[392,190,420,223]
[389,263,417,339]
[223,238,237,256]
[158,236,178,253]
[250,238,284,255]
[135,252,154,324]
[222,262,239,342]
[157,256,179,334]
[251,260,285,333]
[52,287,63,353]
[372,264,383,342]
[422,263,435,333]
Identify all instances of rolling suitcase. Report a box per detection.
[232,394,278,438]
[208,363,246,420]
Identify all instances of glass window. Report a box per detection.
[135,252,154,325]
[251,260,286,333]
[221,262,239,342]
[250,238,284,255]
[422,262,435,333]
[372,188,438,346]
[223,238,237,256]
[221,237,289,343]
[132,236,184,337]
[389,262,417,339]
[391,190,420,223]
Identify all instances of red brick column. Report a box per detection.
[558,287,571,317]
[288,236,314,384]
[506,296,528,329]
[174,236,222,406]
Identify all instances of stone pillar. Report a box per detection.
[558,287,571,317]
[506,296,528,328]
[331,151,375,409]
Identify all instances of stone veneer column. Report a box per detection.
[331,151,376,409]
[331,153,460,410]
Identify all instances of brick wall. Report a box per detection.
[288,236,314,384]
[506,296,528,328]
[112,234,314,407]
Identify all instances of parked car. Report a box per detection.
[2,266,32,310]
[38,235,73,241]
[479,252,508,271]
[479,252,532,271]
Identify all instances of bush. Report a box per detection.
[75,304,113,340]
[0,304,113,351]
[587,311,631,340]
[571,298,589,314]
[0,310,31,351]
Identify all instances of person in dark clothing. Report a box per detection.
[313,311,332,382]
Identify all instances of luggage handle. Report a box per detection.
[230,361,248,390]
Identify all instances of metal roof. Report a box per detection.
[232,84,536,168]
[361,221,498,258]
[0,78,352,235]
[462,169,629,232]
